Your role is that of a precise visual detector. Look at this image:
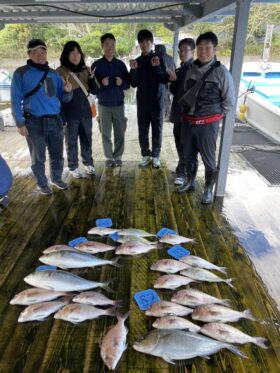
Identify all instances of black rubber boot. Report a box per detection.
[201,170,218,204]
[177,162,198,193]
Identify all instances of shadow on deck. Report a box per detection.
[0,161,280,372]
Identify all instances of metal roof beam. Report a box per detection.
[0,0,188,4]
[1,17,173,24]
[201,0,236,21]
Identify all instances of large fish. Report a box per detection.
[100,312,130,370]
[152,316,201,332]
[154,274,195,290]
[87,227,120,236]
[18,299,69,322]
[10,288,67,305]
[179,255,227,274]
[145,301,192,317]
[171,288,231,308]
[116,241,160,256]
[133,329,247,363]
[200,323,268,348]
[159,234,195,245]
[24,270,113,292]
[43,244,76,254]
[114,235,155,245]
[75,241,116,254]
[73,291,122,307]
[54,303,115,323]
[118,228,156,237]
[180,268,234,289]
[150,259,190,274]
[192,304,256,323]
[39,250,121,269]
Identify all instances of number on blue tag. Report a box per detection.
[36,265,57,272]
[134,289,161,311]
[68,236,88,247]
[157,227,177,238]
[109,232,119,242]
[96,218,113,228]
[168,245,190,259]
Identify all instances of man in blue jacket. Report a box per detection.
[90,33,130,167]
[11,39,72,195]
[0,154,13,209]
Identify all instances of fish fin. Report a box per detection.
[243,309,256,321]
[226,344,248,359]
[200,355,210,360]
[101,281,115,294]
[224,278,236,289]
[217,266,227,274]
[163,356,175,364]
[252,337,269,349]
[117,310,130,322]
[221,299,232,307]
[111,256,122,268]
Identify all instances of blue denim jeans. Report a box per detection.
[25,115,64,187]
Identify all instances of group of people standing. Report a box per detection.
[10,28,235,205]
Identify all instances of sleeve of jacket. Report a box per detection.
[129,68,139,88]
[121,62,130,91]
[220,66,236,114]
[11,69,25,128]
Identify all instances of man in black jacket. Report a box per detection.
[129,30,169,168]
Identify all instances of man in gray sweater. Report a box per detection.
[177,31,235,204]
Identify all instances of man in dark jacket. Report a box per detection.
[90,33,130,167]
[129,30,169,168]
[177,32,235,204]
[169,38,195,185]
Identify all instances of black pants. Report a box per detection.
[137,107,163,158]
[173,121,186,177]
[181,120,220,172]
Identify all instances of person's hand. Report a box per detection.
[129,59,138,69]
[89,66,96,79]
[102,77,109,86]
[168,70,177,82]
[151,56,160,67]
[115,77,122,86]
[64,76,72,92]
[18,126,29,137]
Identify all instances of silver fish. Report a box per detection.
[18,299,69,322]
[39,250,121,269]
[159,234,195,245]
[115,235,155,245]
[180,255,227,274]
[150,259,190,274]
[87,227,120,236]
[171,288,231,308]
[43,244,76,254]
[145,301,192,317]
[133,329,247,363]
[180,268,234,289]
[10,288,67,305]
[154,274,195,290]
[73,291,122,307]
[54,303,115,323]
[75,241,115,254]
[118,228,156,237]
[100,312,130,370]
[116,241,159,256]
[192,304,256,323]
[24,270,112,292]
[152,316,201,332]
[200,323,268,348]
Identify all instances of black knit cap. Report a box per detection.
[27,39,47,51]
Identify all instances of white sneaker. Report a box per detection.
[174,176,185,185]
[84,165,95,175]
[139,156,152,167]
[152,157,161,168]
[70,167,83,178]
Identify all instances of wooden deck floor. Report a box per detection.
[0,108,280,372]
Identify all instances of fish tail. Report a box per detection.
[217,266,227,274]
[117,310,130,321]
[252,337,269,349]
[225,278,236,289]
[221,299,232,307]
[113,300,123,307]
[101,281,115,294]
[156,243,165,250]
[226,344,248,359]
[106,306,117,317]
[243,309,256,321]
[111,256,122,268]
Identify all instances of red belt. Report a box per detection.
[183,113,224,125]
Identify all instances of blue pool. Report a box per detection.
[241,71,280,108]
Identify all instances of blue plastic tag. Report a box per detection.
[109,232,119,242]
[96,218,113,228]
[68,236,88,247]
[134,289,161,311]
[168,245,190,259]
[36,265,57,272]
[157,227,177,238]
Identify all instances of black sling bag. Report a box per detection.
[24,70,48,99]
